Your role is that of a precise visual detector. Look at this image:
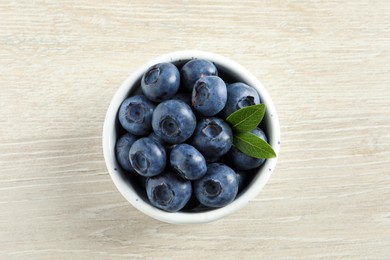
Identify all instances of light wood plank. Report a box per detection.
[1,0,389,259]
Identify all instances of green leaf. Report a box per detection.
[233,132,276,159]
[226,104,266,132]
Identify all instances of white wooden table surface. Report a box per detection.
[1,1,389,259]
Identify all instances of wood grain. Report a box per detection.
[1,0,389,259]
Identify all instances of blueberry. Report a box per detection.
[192,76,227,116]
[236,171,248,193]
[118,95,155,136]
[170,144,207,180]
[152,100,196,144]
[194,163,238,208]
[225,128,268,170]
[115,133,138,173]
[191,117,233,161]
[141,63,180,102]
[181,59,218,92]
[172,93,203,119]
[148,131,166,144]
[171,93,192,106]
[129,137,166,177]
[146,171,192,212]
[220,82,261,118]
[148,132,176,154]
[181,191,202,211]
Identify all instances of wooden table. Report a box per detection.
[1,1,389,259]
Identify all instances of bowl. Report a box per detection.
[102,50,280,224]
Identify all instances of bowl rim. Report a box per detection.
[103,50,281,224]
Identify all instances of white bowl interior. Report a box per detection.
[103,50,280,224]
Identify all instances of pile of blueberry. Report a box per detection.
[115,59,268,212]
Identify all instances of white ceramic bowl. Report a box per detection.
[103,50,280,224]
